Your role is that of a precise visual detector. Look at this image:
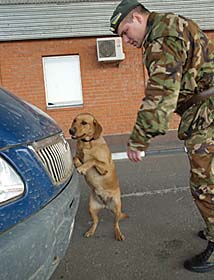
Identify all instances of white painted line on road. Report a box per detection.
[112,151,145,160]
[121,186,189,198]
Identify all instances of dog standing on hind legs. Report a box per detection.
[69,113,128,241]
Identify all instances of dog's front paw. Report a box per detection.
[73,157,82,168]
[77,165,88,175]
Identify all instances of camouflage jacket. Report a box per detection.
[129,12,214,151]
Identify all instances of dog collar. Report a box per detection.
[81,138,95,143]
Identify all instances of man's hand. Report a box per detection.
[127,147,142,162]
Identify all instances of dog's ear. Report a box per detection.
[93,119,102,139]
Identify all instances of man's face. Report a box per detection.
[117,13,147,48]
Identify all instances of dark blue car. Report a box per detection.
[0,87,80,280]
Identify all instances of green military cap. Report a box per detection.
[110,0,144,34]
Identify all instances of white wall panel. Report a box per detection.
[0,0,213,41]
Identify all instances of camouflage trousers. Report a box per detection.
[185,125,214,241]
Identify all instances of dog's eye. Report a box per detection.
[81,121,87,125]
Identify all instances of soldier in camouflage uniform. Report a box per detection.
[110,0,214,273]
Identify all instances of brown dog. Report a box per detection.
[69,113,128,241]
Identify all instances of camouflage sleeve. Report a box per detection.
[128,36,187,151]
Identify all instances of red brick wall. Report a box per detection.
[0,31,213,137]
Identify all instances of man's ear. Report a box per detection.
[93,119,102,139]
[132,12,143,23]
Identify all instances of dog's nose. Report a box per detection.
[69,127,76,136]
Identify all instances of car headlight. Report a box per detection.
[0,156,25,205]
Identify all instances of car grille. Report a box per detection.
[30,134,73,185]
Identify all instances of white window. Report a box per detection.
[42,55,83,108]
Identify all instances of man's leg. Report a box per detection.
[184,126,214,272]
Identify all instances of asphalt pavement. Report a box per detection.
[51,131,214,280]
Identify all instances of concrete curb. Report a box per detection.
[112,147,186,160]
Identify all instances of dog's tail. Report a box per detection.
[120,212,129,220]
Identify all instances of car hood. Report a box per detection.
[0,88,61,149]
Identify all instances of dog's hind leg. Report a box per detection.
[84,194,103,238]
[114,215,124,241]
[84,208,99,238]
[110,198,128,241]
